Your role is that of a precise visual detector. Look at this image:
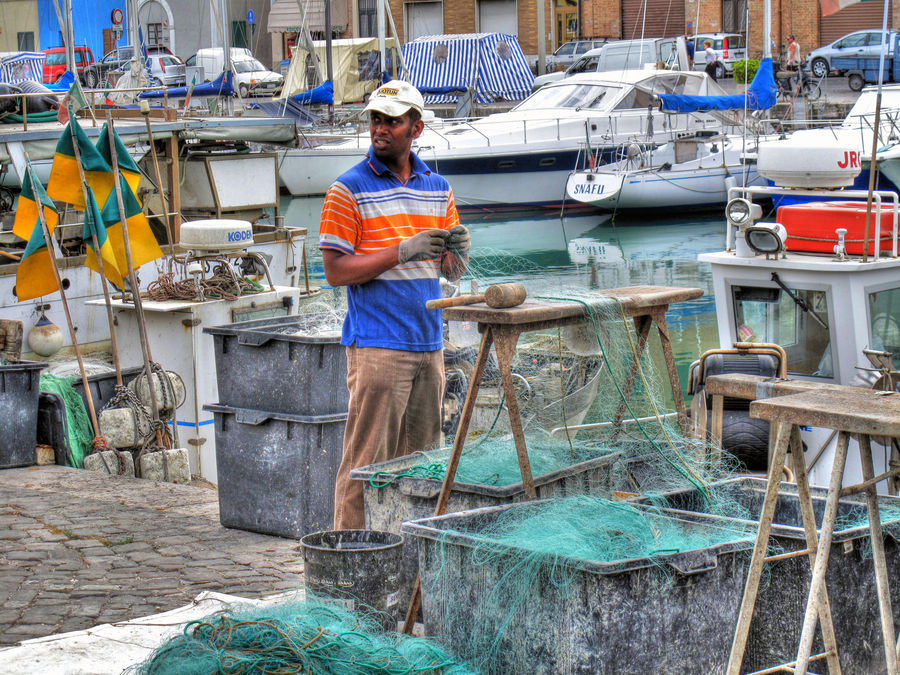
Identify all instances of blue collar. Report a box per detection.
[366,146,432,179]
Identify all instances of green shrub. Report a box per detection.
[732,59,760,84]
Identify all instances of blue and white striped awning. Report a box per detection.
[401,33,534,104]
[0,51,45,85]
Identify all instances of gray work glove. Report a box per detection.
[398,229,450,263]
[446,224,470,255]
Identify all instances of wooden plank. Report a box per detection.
[750,389,900,438]
[441,286,703,325]
[706,373,869,400]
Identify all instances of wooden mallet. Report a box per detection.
[426,282,527,310]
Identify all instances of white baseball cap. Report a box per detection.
[363,80,424,117]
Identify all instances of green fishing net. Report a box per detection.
[39,372,92,468]
[127,595,474,675]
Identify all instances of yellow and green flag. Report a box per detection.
[46,119,115,210]
[102,175,164,273]
[83,182,125,289]
[15,165,60,301]
[12,164,59,242]
[97,123,141,196]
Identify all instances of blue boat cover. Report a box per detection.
[45,71,75,92]
[139,70,234,99]
[401,33,534,104]
[657,58,777,112]
[291,80,334,105]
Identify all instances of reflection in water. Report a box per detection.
[281,196,726,376]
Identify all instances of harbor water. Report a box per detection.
[282,195,726,391]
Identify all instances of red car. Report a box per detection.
[42,46,94,84]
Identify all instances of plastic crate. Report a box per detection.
[204,314,347,416]
[205,403,346,538]
[351,448,622,621]
[403,499,753,673]
[0,360,47,468]
[638,477,900,673]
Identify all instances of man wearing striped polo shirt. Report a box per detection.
[319,81,469,530]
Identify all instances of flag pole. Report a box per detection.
[23,155,102,441]
[103,110,168,450]
[66,110,124,386]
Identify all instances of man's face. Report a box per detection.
[369,110,423,164]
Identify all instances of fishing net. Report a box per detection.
[39,372,92,468]
[127,595,474,675]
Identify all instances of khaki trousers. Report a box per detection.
[333,346,444,530]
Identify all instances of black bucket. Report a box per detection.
[300,529,403,630]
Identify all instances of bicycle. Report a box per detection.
[775,63,823,102]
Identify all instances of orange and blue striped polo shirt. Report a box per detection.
[319,148,460,351]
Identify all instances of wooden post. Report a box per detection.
[140,105,175,247]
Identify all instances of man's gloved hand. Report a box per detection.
[446,225,470,255]
[398,229,450,263]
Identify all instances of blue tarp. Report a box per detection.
[401,33,534,104]
[658,58,777,112]
[45,70,75,92]
[291,80,333,105]
[139,70,234,99]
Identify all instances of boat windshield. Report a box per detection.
[869,286,900,369]
[513,83,621,112]
[731,285,833,378]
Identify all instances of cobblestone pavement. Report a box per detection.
[0,465,305,648]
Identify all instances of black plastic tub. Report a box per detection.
[638,477,900,674]
[403,499,754,674]
[204,314,347,416]
[205,403,346,539]
[351,448,622,628]
[0,360,47,468]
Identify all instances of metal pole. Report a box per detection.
[378,0,386,73]
[537,0,547,75]
[63,0,76,83]
[140,104,175,248]
[325,0,334,123]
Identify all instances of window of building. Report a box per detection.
[723,0,747,33]
[232,21,248,49]
[359,0,377,38]
[732,285,832,377]
[17,32,35,51]
[147,23,163,46]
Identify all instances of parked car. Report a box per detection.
[41,46,93,84]
[806,29,897,79]
[83,45,175,88]
[190,47,283,97]
[532,38,676,90]
[690,33,746,79]
[545,39,607,72]
[115,52,186,87]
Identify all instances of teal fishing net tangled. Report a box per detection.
[39,372,92,468]
[128,596,474,675]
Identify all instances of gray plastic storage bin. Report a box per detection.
[1,360,47,468]
[205,403,346,539]
[204,314,347,415]
[350,449,621,621]
[639,477,900,674]
[403,500,753,674]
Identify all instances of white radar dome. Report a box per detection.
[756,135,862,188]
[177,219,254,253]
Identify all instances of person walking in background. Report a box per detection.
[684,36,695,68]
[787,35,801,71]
[319,81,470,530]
[703,40,718,81]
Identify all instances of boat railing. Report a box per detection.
[727,185,899,260]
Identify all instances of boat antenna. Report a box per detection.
[862,0,892,262]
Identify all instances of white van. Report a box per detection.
[190,47,283,97]
[532,38,678,90]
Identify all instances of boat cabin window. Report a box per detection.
[732,285,833,378]
[514,83,621,111]
[613,86,655,110]
[868,287,900,368]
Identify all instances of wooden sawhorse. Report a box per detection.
[728,386,900,675]
[401,285,703,632]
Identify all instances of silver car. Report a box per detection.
[545,39,607,72]
[690,33,747,79]
[807,30,896,79]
